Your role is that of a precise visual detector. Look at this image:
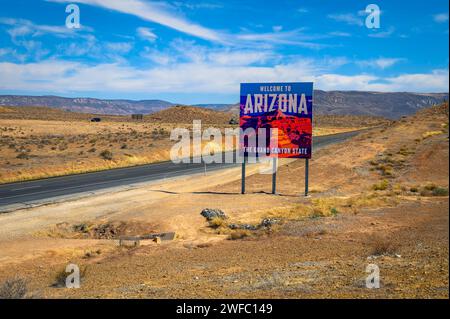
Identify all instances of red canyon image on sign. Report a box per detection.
[240,82,313,158]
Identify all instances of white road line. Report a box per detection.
[9,185,42,191]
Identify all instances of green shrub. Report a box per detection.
[330,207,339,216]
[432,187,449,197]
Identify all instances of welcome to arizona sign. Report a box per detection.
[240,82,313,159]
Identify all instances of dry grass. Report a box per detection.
[229,229,251,240]
[265,193,397,222]
[208,217,227,229]
[372,179,389,191]
[422,130,444,139]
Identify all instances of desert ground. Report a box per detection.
[0,105,386,184]
[0,104,447,298]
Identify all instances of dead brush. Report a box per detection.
[0,277,29,299]
[369,236,398,256]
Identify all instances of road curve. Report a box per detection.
[0,130,364,210]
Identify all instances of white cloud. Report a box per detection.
[433,13,449,23]
[47,0,326,49]
[0,48,12,57]
[0,17,92,40]
[105,42,133,54]
[173,2,223,10]
[141,47,173,65]
[357,58,405,70]
[142,40,276,66]
[1,56,447,95]
[137,27,158,42]
[235,29,326,49]
[329,31,351,37]
[368,27,395,38]
[0,17,94,61]
[272,25,283,32]
[48,0,222,42]
[208,50,274,66]
[368,69,449,92]
[328,13,363,26]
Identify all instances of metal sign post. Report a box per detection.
[241,156,246,194]
[272,157,277,194]
[305,158,309,196]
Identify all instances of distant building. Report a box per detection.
[131,114,144,120]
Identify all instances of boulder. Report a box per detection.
[200,208,227,221]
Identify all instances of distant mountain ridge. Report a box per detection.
[0,91,448,119]
[313,90,448,119]
[0,95,174,115]
[220,91,449,119]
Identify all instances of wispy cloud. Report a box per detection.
[234,29,327,49]
[173,2,223,10]
[104,42,133,54]
[143,39,277,66]
[0,17,92,40]
[368,27,395,38]
[433,13,449,23]
[357,58,405,70]
[328,13,363,26]
[272,25,283,32]
[329,31,351,37]
[137,27,157,42]
[48,0,326,49]
[48,0,223,42]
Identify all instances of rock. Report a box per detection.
[260,218,280,228]
[228,223,258,230]
[153,237,162,244]
[200,208,226,221]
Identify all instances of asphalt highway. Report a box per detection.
[0,130,364,210]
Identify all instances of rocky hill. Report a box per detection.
[0,95,173,115]
[217,91,448,119]
[147,105,235,124]
[313,90,448,119]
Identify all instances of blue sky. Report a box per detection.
[0,0,448,104]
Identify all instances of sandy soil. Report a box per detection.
[0,104,447,299]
